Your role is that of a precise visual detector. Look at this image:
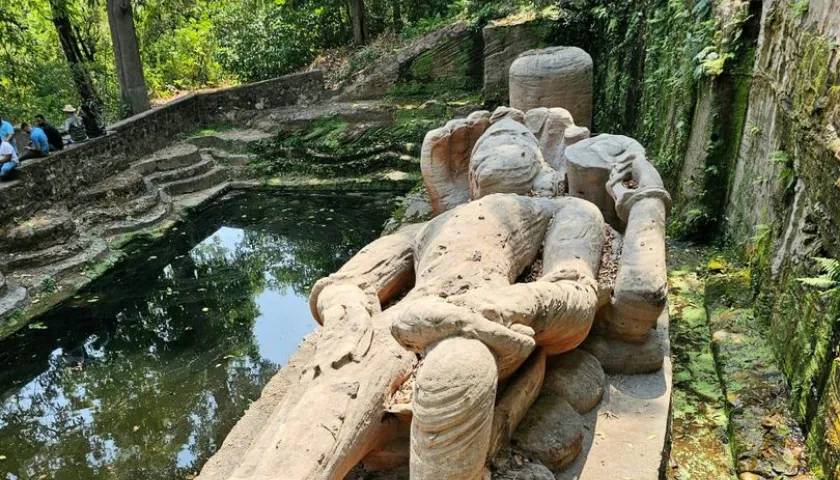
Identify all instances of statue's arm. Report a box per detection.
[309,223,422,326]
[450,197,605,355]
[605,152,670,341]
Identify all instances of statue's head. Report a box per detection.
[469,116,552,198]
[421,106,589,214]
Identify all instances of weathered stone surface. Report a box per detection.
[523,107,589,178]
[512,397,583,470]
[493,460,554,480]
[338,22,481,101]
[489,349,546,459]
[557,346,673,480]
[509,47,593,128]
[77,171,147,205]
[410,337,497,480]
[482,18,552,101]
[566,134,670,346]
[203,92,673,479]
[583,328,666,375]
[420,111,490,213]
[134,144,202,175]
[469,118,553,199]
[566,134,644,226]
[0,208,76,252]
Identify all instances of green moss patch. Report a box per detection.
[251,100,472,178]
[667,246,736,479]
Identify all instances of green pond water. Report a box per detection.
[0,191,397,480]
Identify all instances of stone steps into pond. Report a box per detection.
[185,129,273,153]
[0,237,92,270]
[16,237,109,289]
[0,278,26,319]
[0,208,96,273]
[101,201,173,237]
[147,156,214,185]
[160,166,228,196]
[77,171,147,206]
[133,144,204,175]
[203,148,255,166]
[79,191,165,224]
[0,209,77,253]
[133,145,229,200]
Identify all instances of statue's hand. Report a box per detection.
[307,284,377,378]
[421,111,491,214]
[449,289,535,328]
[391,297,535,378]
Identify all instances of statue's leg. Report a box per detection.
[228,317,415,480]
[411,337,498,480]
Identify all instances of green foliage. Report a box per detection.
[215,0,346,82]
[772,149,797,196]
[792,0,810,19]
[39,277,57,294]
[137,0,227,95]
[0,0,120,123]
[798,258,840,297]
[2,0,485,121]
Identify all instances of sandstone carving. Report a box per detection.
[509,46,594,128]
[228,51,670,479]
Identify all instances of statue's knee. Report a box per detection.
[411,337,497,479]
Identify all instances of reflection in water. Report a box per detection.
[0,192,395,479]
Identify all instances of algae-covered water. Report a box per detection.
[0,191,396,480]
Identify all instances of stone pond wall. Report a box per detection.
[0,70,325,226]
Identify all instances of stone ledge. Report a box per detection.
[557,310,672,480]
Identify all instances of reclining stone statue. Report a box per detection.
[226,102,670,480]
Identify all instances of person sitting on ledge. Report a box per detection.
[0,114,14,143]
[19,122,49,162]
[0,135,19,180]
[35,114,64,152]
[60,105,88,144]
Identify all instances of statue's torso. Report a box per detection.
[407,194,557,299]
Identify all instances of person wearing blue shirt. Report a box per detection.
[0,118,13,142]
[19,122,49,162]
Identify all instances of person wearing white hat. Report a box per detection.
[60,105,88,144]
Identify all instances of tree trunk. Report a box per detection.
[50,0,105,137]
[107,0,150,116]
[391,0,402,32]
[348,0,367,44]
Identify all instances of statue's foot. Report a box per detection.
[543,349,605,414]
[512,396,584,471]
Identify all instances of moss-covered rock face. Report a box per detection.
[582,0,838,474]
[251,100,475,179]
[560,0,760,239]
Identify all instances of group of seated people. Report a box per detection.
[0,105,90,181]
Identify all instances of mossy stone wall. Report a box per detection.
[572,0,839,475]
